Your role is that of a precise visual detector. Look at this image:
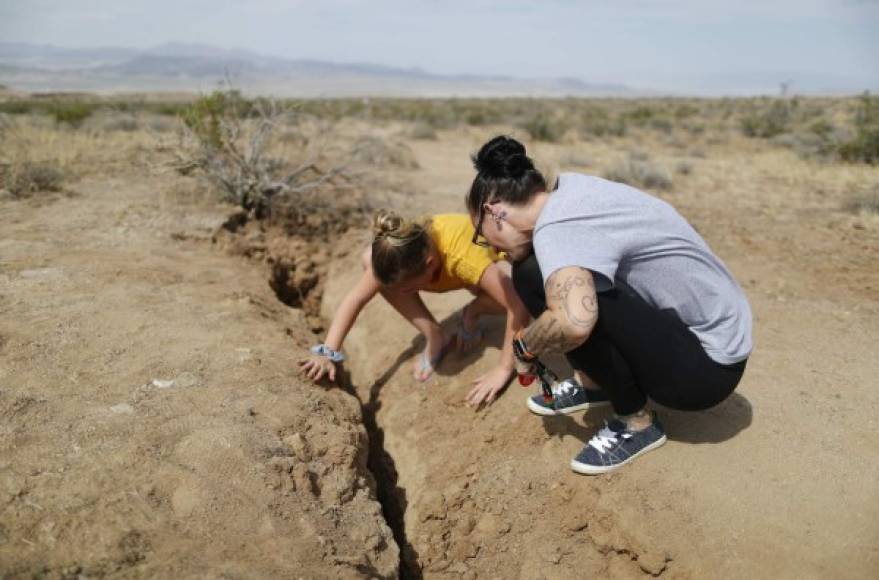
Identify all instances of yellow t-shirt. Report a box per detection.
[424,214,500,293]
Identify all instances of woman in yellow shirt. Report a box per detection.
[300,210,530,407]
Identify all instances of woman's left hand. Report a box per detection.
[465,365,514,409]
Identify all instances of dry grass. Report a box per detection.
[0,94,877,221]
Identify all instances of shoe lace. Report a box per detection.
[552,380,579,397]
[588,423,632,454]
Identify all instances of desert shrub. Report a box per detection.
[559,151,593,168]
[0,100,37,115]
[146,115,178,133]
[88,112,139,132]
[1,160,65,197]
[837,92,879,164]
[580,108,627,138]
[674,104,700,119]
[648,117,674,133]
[604,154,673,191]
[352,136,419,169]
[675,160,694,175]
[842,185,879,214]
[50,102,96,127]
[740,99,793,138]
[408,122,437,140]
[520,112,566,142]
[182,90,254,151]
[772,119,842,160]
[684,122,706,135]
[149,102,190,117]
[622,106,658,128]
[174,88,356,217]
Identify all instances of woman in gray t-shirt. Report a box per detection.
[465,136,752,475]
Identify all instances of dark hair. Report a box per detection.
[371,210,431,286]
[466,135,547,214]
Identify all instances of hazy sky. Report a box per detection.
[1,0,877,92]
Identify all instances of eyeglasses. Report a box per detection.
[471,203,491,248]
[471,202,506,248]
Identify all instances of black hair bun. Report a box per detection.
[472,135,533,179]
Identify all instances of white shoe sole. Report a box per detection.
[526,396,611,416]
[569,434,668,475]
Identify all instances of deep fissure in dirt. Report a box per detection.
[357,376,423,580]
[215,209,418,577]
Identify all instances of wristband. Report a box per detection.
[512,331,536,362]
[310,344,346,363]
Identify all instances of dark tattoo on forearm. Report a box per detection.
[523,267,598,355]
[524,314,582,354]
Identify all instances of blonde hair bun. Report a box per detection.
[370,209,431,285]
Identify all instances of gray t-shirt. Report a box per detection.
[534,173,752,364]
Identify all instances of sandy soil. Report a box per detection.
[2,123,878,579]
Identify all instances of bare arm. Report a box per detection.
[323,249,381,350]
[475,261,530,371]
[464,262,531,407]
[522,266,598,356]
[300,249,380,382]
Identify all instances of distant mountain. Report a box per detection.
[0,42,639,97]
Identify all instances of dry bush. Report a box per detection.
[740,99,793,138]
[85,111,140,133]
[843,185,879,214]
[0,160,65,198]
[559,151,593,168]
[675,160,694,175]
[171,89,359,219]
[604,154,673,191]
[520,112,567,142]
[50,102,97,127]
[352,135,419,169]
[408,122,438,140]
[838,92,879,164]
[0,115,65,198]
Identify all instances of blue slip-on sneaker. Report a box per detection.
[526,378,611,416]
[570,416,667,475]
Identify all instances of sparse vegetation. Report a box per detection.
[520,112,566,142]
[604,154,673,191]
[50,102,97,127]
[174,89,357,218]
[838,92,879,164]
[740,99,793,138]
[408,122,437,140]
[843,184,879,214]
[1,160,65,197]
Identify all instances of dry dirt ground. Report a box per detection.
[1,176,397,578]
[2,123,878,579]
[327,130,879,579]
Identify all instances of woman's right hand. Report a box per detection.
[300,355,337,382]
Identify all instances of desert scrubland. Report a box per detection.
[1,91,878,578]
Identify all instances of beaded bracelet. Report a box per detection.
[310,344,346,363]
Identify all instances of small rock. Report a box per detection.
[110,403,134,414]
[638,551,670,576]
[151,379,175,389]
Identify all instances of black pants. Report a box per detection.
[513,255,746,416]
